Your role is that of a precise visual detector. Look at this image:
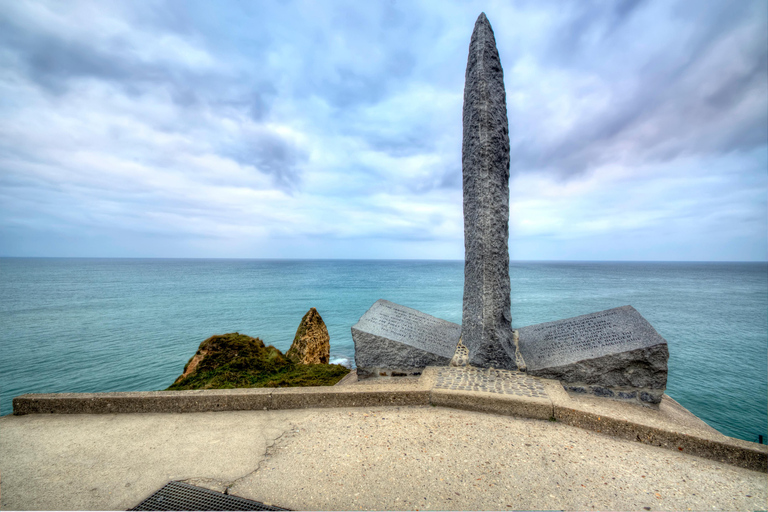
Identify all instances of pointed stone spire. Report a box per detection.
[287,307,330,364]
[460,13,516,369]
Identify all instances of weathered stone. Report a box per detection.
[286,307,330,365]
[168,332,348,390]
[450,339,469,367]
[516,306,669,404]
[352,300,460,379]
[460,13,516,369]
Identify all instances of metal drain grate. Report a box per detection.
[130,481,289,511]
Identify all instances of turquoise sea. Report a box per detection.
[0,258,765,443]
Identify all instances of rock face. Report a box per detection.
[352,300,460,378]
[168,332,348,390]
[286,308,330,365]
[460,12,516,369]
[516,306,669,404]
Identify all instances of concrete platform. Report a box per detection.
[12,367,766,473]
[3,367,766,510]
[1,406,766,511]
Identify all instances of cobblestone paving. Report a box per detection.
[435,367,549,398]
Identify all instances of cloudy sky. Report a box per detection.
[1,0,765,260]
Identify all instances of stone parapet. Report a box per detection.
[12,366,766,473]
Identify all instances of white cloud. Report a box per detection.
[0,0,765,260]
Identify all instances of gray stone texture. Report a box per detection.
[517,306,669,403]
[435,367,548,398]
[352,300,460,378]
[450,339,469,367]
[460,13,516,370]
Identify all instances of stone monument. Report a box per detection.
[351,13,669,404]
[460,12,517,370]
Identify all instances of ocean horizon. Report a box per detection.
[1,257,765,444]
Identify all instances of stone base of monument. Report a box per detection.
[516,305,669,405]
[352,301,668,404]
[562,383,664,404]
[352,300,460,380]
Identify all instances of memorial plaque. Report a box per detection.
[352,300,460,379]
[517,306,669,403]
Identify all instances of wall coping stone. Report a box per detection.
[11,366,766,473]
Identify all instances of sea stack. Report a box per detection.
[460,13,516,369]
[286,307,330,364]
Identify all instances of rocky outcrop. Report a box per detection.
[286,308,330,364]
[170,332,285,389]
[168,331,348,390]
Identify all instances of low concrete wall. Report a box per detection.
[13,386,430,415]
[554,404,766,473]
[12,369,767,473]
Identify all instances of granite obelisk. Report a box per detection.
[460,13,516,369]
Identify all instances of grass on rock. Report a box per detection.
[166,332,349,390]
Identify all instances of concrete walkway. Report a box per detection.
[2,368,766,510]
[1,406,766,511]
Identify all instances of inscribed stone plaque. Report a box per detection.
[516,305,669,403]
[352,300,460,379]
[517,306,666,370]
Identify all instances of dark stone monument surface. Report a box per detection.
[352,300,460,379]
[348,14,672,405]
[517,306,669,403]
[460,13,516,370]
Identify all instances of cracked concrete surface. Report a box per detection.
[180,425,298,496]
[231,407,767,511]
[0,411,295,510]
[1,407,765,511]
